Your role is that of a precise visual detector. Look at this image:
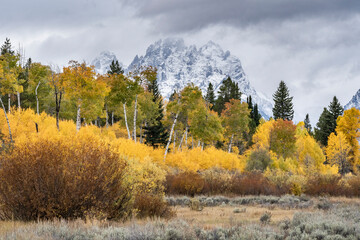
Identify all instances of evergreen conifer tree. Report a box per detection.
[107,60,124,75]
[247,96,261,140]
[169,90,177,102]
[304,113,312,134]
[144,77,168,148]
[1,38,14,55]
[253,104,261,126]
[314,96,343,146]
[314,108,333,146]
[328,96,343,132]
[272,81,294,120]
[214,77,241,114]
[205,82,215,109]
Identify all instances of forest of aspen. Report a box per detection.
[1,38,360,239]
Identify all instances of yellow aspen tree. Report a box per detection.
[221,99,250,153]
[28,62,51,115]
[336,108,360,170]
[326,131,352,175]
[62,61,109,131]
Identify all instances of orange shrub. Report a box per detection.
[165,172,204,196]
[133,193,174,219]
[304,174,343,196]
[0,135,130,221]
[230,172,287,196]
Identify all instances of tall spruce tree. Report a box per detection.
[314,108,333,146]
[107,60,124,75]
[314,96,343,146]
[205,82,215,109]
[169,90,177,102]
[1,38,14,55]
[328,96,343,133]
[304,113,312,134]
[144,77,168,148]
[214,77,241,114]
[247,96,262,144]
[272,81,294,120]
[253,104,261,126]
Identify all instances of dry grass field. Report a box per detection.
[0,196,360,239]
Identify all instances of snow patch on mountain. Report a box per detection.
[345,89,360,110]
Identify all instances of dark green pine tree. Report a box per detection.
[314,108,333,146]
[304,113,312,134]
[328,96,344,133]
[144,77,168,148]
[107,60,124,75]
[214,77,241,114]
[1,38,15,55]
[253,104,261,126]
[247,96,254,115]
[272,81,294,120]
[230,82,241,100]
[314,96,343,146]
[205,82,215,110]
[247,96,262,137]
[169,90,177,102]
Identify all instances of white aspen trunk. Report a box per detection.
[8,94,10,114]
[95,119,98,126]
[35,81,41,115]
[197,140,201,147]
[178,129,186,151]
[133,94,138,143]
[123,103,131,139]
[173,130,176,150]
[164,111,179,162]
[201,141,204,151]
[228,134,234,153]
[76,105,81,132]
[17,92,21,110]
[0,97,13,143]
[111,111,114,126]
[105,105,109,128]
[84,118,87,126]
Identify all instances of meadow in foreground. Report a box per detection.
[1,196,359,240]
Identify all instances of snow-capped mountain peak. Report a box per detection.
[91,51,122,75]
[345,89,360,110]
[93,38,273,118]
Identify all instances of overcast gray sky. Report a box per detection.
[1,0,360,124]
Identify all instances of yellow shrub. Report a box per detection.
[166,146,246,172]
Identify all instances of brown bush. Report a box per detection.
[201,168,233,195]
[304,175,343,196]
[133,193,175,219]
[165,172,204,196]
[0,136,131,221]
[230,172,286,196]
[342,176,360,197]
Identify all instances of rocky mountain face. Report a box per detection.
[345,89,360,110]
[93,38,273,118]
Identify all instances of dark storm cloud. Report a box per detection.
[126,0,360,32]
